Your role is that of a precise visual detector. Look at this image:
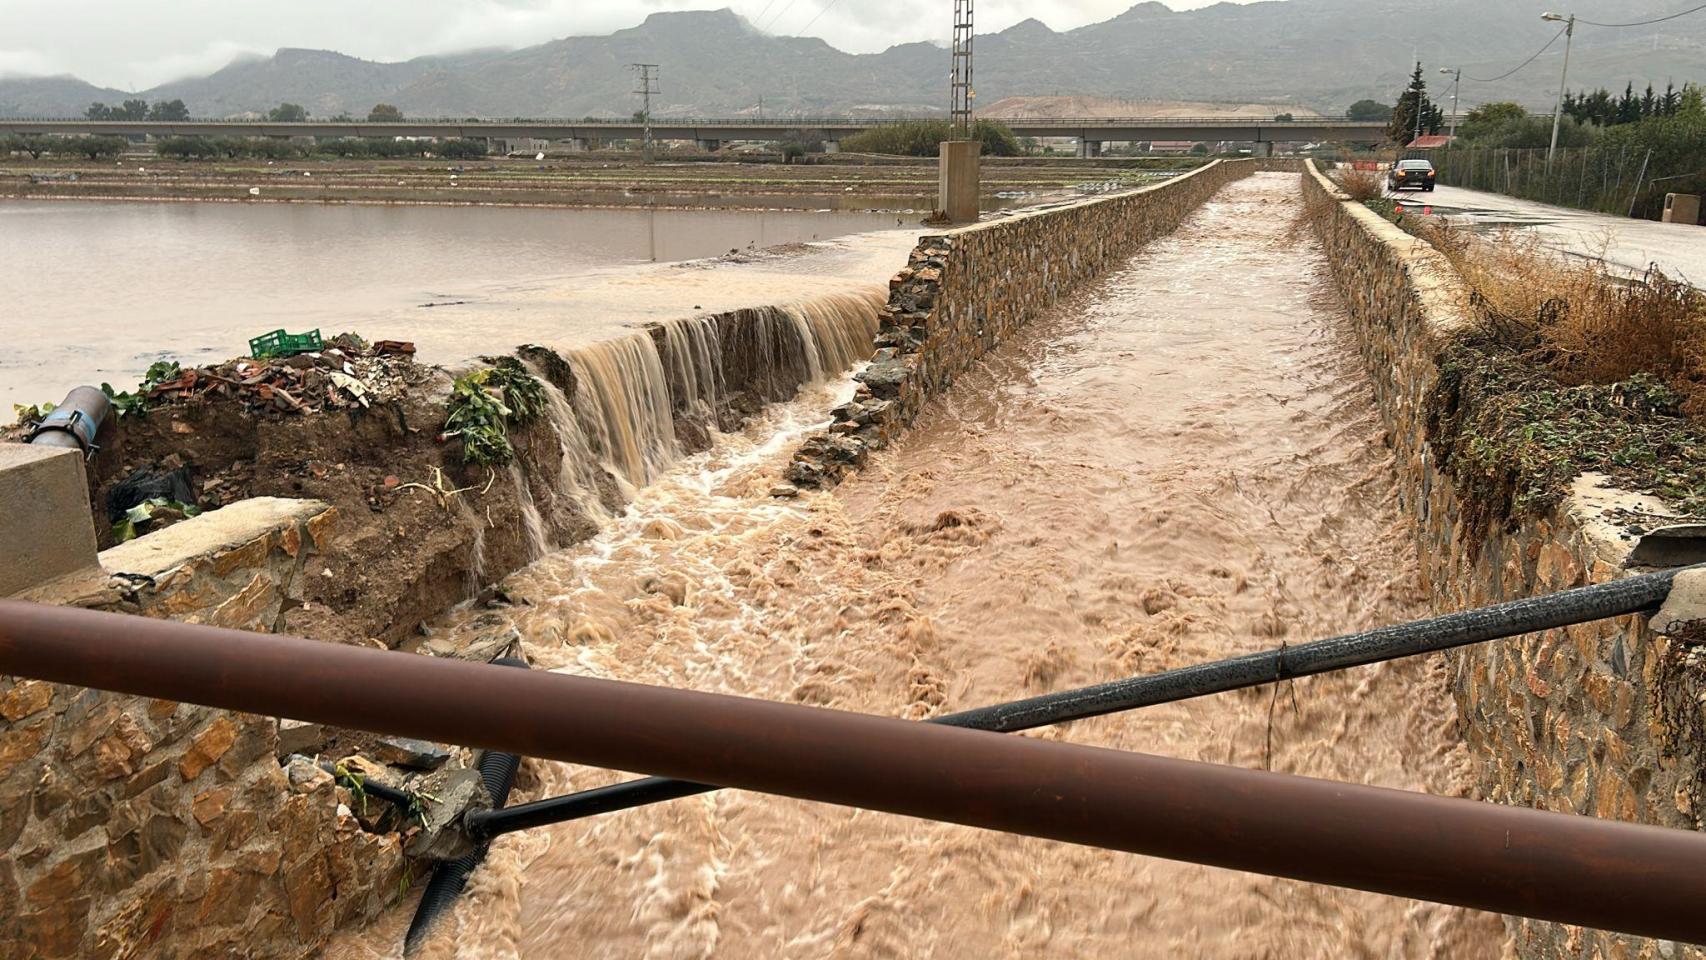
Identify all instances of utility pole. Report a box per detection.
[1541,12,1575,167]
[631,63,659,163]
[937,0,980,222]
[1439,67,1462,138]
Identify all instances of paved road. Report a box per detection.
[1396,183,1706,286]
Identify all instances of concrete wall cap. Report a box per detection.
[99,496,331,579]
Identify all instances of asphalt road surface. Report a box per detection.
[1390,182,1706,286]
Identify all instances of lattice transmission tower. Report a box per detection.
[950,0,974,140]
[631,63,659,162]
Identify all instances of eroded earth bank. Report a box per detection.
[326,173,1508,958]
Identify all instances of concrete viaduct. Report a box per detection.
[0,117,1391,156]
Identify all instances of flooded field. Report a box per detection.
[324,173,1506,958]
[0,200,902,411]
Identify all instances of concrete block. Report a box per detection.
[1652,568,1706,635]
[0,443,99,596]
[1662,193,1700,226]
[937,139,981,224]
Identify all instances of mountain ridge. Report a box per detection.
[2,2,1702,119]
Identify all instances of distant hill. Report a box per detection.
[3,2,1702,119]
[0,75,130,117]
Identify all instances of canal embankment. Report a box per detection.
[785,156,1298,488]
[1304,158,1706,960]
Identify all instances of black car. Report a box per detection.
[1388,159,1436,192]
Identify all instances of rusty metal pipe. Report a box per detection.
[3,599,1705,944]
[470,565,1692,838]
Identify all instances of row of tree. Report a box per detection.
[838,119,1021,157]
[1,134,128,159]
[154,135,488,160]
[0,133,488,161]
[86,99,189,121]
[1563,83,1692,129]
[83,100,409,123]
[1430,84,1706,219]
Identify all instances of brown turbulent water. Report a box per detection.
[323,173,1508,959]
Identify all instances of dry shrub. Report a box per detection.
[1416,218,1706,413]
[1334,166,1384,202]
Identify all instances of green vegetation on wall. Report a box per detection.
[442,358,546,466]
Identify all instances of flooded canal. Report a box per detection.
[0,200,902,411]
[323,173,1506,958]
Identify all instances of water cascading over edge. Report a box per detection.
[503,290,882,546]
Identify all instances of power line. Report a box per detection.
[1579,1,1706,27]
[1466,25,1567,82]
[798,0,846,33]
[758,0,805,30]
[750,0,783,26]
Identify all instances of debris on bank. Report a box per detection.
[144,335,427,415]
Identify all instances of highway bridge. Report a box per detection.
[0,116,1392,154]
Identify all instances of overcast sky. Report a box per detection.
[0,0,1257,89]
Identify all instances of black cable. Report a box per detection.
[464,566,1691,840]
[758,0,805,31]
[1579,2,1706,27]
[798,0,846,33]
[1467,26,1568,82]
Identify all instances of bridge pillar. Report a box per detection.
[938,139,980,224]
[1259,141,1275,158]
[567,138,590,153]
[824,140,840,154]
[1078,139,1103,159]
[696,139,722,153]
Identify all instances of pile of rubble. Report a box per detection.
[147,336,429,415]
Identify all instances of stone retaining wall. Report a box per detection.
[1,499,410,959]
[786,158,1282,487]
[1303,160,1706,960]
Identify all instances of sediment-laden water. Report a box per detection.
[324,174,1505,958]
[0,200,901,411]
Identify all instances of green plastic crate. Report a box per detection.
[248,328,323,359]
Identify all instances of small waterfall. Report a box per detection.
[565,332,681,490]
[506,461,549,561]
[496,291,882,556]
[523,359,613,523]
[657,316,725,422]
[464,504,487,595]
[785,290,885,377]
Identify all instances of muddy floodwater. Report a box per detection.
[324,173,1507,958]
[0,200,901,411]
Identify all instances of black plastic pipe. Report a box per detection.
[403,657,529,956]
[465,564,1690,839]
[313,758,415,810]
